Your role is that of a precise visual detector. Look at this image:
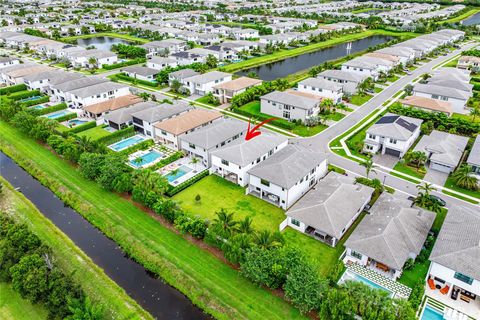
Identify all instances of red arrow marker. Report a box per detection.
[245,117,277,141]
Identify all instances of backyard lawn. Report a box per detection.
[77,125,112,140]
[451,113,480,123]
[0,282,48,320]
[0,121,306,320]
[173,175,286,231]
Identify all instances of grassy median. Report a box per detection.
[0,121,306,320]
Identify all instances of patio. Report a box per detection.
[157,157,207,186]
[426,285,480,319]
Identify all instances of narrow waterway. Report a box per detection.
[462,12,480,26]
[77,36,131,51]
[237,35,394,81]
[0,152,208,320]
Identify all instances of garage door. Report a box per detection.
[430,162,453,173]
[385,148,401,157]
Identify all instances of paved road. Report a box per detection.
[296,41,479,210]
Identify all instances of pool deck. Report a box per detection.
[159,157,206,186]
[426,286,479,319]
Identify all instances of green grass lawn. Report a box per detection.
[0,121,306,320]
[392,162,426,180]
[374,87,383,93]
[0,176,151,320]
[196,95,220,107]
[444,177,480,200]
[0,282,48,320]
[350,93,373,106]
[451,113,480,123]
[325,112,345,122]
[61,32,150,44]
[443,58,459,68]
[222,30,415,73]
[174,175,285,231]
[387,75,399,83]
[76,125,112,140]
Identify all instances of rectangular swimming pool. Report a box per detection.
[108,135,146,152]
[19,95,42,102]
[421,304,444,320]
[129,150,163,168]
[30,104,47,110]
[67,119,89,126]
[43,110,73,119]
[164,165,192,182]
[352,273,392,295]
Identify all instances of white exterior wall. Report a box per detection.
[364,126,421,157]
[186,75,232,95]
[210,155,254,186]
[297,83,343,104]
[181,141,209,166]
[147,60,178,70]
[341,65,377,80]
[260,98,318,121]
[428,262,480,296]
[71,86,130,108]
[413,91,468,114]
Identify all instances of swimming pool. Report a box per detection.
[421,304,444,320]
[30,104,47,110]
[68,119,88,126]
[43,110,73,119]
[352,273,392,295]
[164,165,192,182]
[108,135,146,152]
[19,95,42,102]
[129,150,163,168]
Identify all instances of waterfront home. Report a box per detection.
[121,66,158,82]
[375,47,415,65]
[210,132,288,187]
[284,172,374,247]
[414,130,469,173]
[297,77,343,103]
[260,90,321,122]
[131,101,191,138]
[180,118,247,167]
[344,193,435,280]
[181,71,232,96]
[399,96,453,116]
[69,81,130,109]
[104,101,153,130]
[38,71,84,96]
[317,69,367,94]
[341,58,380,81]
[146,57,178,71]
[140,39,187,57]
[67,49,118,68]
[230,27,259,40]
[221,40,260,52]
[458,56,480,70]
[83,94,143,119]
[168,68,200,86]
[203,45,239,61]
[213,76,262,104]
[154,109,222,150]
[426,205,480,319]
[467,136,480,177]
[247,143,328,210]
[363,113,423,158]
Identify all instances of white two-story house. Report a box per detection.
[297,77,343,104]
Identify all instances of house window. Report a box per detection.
[390,138,397,144]
[368,134,376,139]
[260,179,270,187]
[291,219,300,227]
[189,143,196,149]
[351,251,362,260]
[454,272,474,285]
[283,111,290,119]
[221,159,229,166]
[161,130,167,135]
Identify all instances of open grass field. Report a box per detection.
[222,30,416,73]
[0,121,306,320]
[61,32,150,44]
[0,282,48,320]
[0,176,152,320]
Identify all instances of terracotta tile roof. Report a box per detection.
[213,76,262,91]
[84,95,143,114]
[399,96,452,115]
[154,109,222,135]
[365,52,401,63]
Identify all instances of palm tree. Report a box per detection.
[254,230,281,249]
[189,157,200,170]
[213,209,238,238]
[451,165,478,191]
[470,106,480,122]
[360,159,377,179]
[76,135,93,153]
[320,98,334,113]
[237,216,254,234]
[88,57,97,71]
[417,182,436,197]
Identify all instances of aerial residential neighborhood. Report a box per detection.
[0,0,479,319]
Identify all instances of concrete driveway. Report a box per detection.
[424,169,449,186]
[373,154,398,169]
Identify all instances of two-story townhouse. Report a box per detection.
[317,69,367,95]
[213,76,262,104]
[146,57,177,71]
[69,81,130,109]
[260,90,321,121]
[182,71,232,96]
[297,77,343,103]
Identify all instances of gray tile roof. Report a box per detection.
[413,83,471,100]
[318,69,367,83]
[345,193,435,270]
[298,77,342,92]
[430,205,480,280]
[467,136,480,167]
[287,172,374,239]
[414,130,469,167]
[180,117,246,149]
[131,102,190,123]
[211,132,287,167]
[261,90,319,110]
[367,113,422,141]
[122,65,158,77]
[183,71,231,84]
[52,76,108,92]
[169,68,199,80]
[105,101,152,125]
[247,143,326,189]
[68,81,127,99]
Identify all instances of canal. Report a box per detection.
[462,12,480,26]
[77,36,131,51]
[237,35,394,81]
[0,152,208,320]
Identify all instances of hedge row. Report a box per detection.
[9,89,41,101]
[35,102,67,115]
[472,82,480,92]
[103,58,146,70]
[96,126,135,145]
[118,139,154,156]
[20,96,49,108]
[148,151,183,171]
[166,170,209,197]
[234,107,295,130]
[67,121,97,134]
[115,73,159,88]
[0,83,27,95]
[54,112,77,123]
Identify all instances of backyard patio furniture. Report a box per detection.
[428,278,436,290]
[440,285,450,295]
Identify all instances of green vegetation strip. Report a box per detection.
[0,121,306,320]
[61,32,150,44]
[441,8,480,24]
[222,30,415,73]
[0,282,48,320]
[0,176,151,320]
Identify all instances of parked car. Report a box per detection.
[429,195,446,207]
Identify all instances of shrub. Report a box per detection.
[153,198,181,223]
[96,126,135,145]
[67,121,96,134]
[20,96,49,108]
[403,258,415,270]
[0,84,27,95]
[118,139,154,156]
[9,90,41,101]
[408,280,425,311]
[174,213,207,239]
[148,151,183,171]
[114,73,160,88]
[54,112,77,123]
[35,103,67,116]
